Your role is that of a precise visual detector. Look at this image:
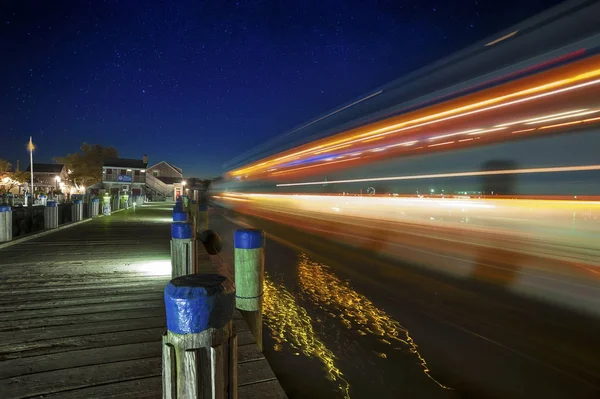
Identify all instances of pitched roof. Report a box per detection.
[147,160,182,176]
[25,163,65,173]
[103,158,147,169]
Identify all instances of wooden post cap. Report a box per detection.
[172,211,187,222]
[234,229,264,249]
[171,222,193,239]
[164,274,235,334]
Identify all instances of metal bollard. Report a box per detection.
[44,201,59,229]
[162,274,238,399]
[234,229,265,351]
[90,198,100,217]
[170,222,196,278]
[72,199,83,222]
[0,206,12,243]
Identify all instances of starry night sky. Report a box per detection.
[1,0,562,178]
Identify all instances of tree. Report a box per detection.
[0,160,28,193]
[54,143,118,187]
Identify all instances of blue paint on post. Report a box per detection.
[92,198,100,203]
[73,200,83,204]
[173,203,184,212]
[0,206,11,212]
[172,211,187,222]
[234,229,264,249]
[164,274,235,334]
[171,222,193,239]
[40,195,46,199]
[46,201,58,207]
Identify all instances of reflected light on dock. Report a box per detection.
[130,260,171,276]
[263,275,351,398]
[297,254,452,390]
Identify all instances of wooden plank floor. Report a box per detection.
[0,203,286,399]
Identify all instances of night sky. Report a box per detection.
[1,0,563,178]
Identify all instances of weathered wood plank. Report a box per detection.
[0,316,165,346]
[238,359,277,386]
[40,376,162,399]
[0,357,161,398]
[0,341,160,379]
[0,292,162,312]
[237,330,256,346]
[237,343,264,363]
[0,285,166,305]
[0,327,165,360]
[0,307,165,332]
[238,379,288,399]
[0,299,164,322]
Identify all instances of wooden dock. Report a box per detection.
[0,203,286,398]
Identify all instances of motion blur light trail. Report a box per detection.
[216,192,600,316]
[263,275,351,398]
[297,253,452,390]
[231,55,600,178]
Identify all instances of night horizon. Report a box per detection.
[0,0,563,178]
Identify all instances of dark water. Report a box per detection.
[211,209,600,399]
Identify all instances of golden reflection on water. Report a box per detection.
[297,253,452,390]
[263,275,352,398]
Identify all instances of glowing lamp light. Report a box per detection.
[55,176,61,183]
[182,181,187,186]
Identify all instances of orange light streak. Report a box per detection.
[276,164,600,187]
[233,70,600,177]
[270,157,361,176]
[428,141,455,148]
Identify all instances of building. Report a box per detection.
[25,163,69,193]
[146,161,184,200]
[102,157,148,198]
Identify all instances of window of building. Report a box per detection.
[120,169,127,175]
[106,168,112,174]
[134,170,140,176]
[153,170,159,177]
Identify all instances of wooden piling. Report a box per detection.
[171,222,196,278]
[90,198,100,217]
[0,205,12,242]
[233,229,265,351]
[162,273,238,399]
[72,199,83,222]
[44,201,59,229]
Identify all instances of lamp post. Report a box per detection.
[55,176,60,191]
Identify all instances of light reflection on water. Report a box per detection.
[263,275,352,398]
[296,253,452,391]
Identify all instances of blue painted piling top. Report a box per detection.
[73,199,83,204]
[0,205,11,212]
[172,210,187,222]
[40,195,46,198]
[171,222,192,239]
[7,193,13,197]
[164,274,235,334]
[92,198,100,202]
[46,201,58,207]
[198,204,207,211]
[234,229,264,249]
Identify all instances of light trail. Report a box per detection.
[276,164,600,187]
[231,61,600,177]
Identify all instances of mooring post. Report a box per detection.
[44,201,58,229]
[7,193,14,207]
[0,205,12,243]
[234,229,265,351]
[90,198,100,217]
[72,199,83,222]
[121,194,129,210]
[112,194,120,211]
[39,194,47,206]
[102,194,112,216]
[162,274,238,399]
[171,222,196,278]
